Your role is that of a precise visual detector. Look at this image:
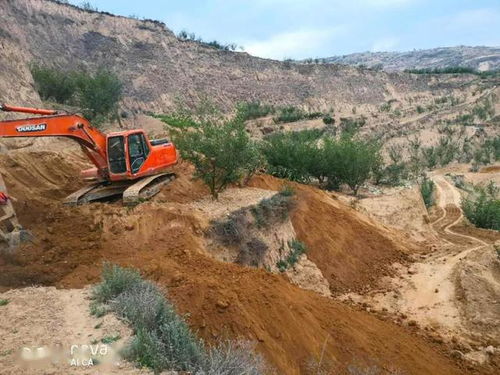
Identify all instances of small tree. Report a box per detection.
[30,64,76,103]
[323,136,381,195]
[172,117,260,199]
[74,69,123,125]
[420,177,435,208]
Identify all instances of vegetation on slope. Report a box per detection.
[30,64,122,126]
[420,177,435,209]
[91,264,266,374]
[462,182,500,230]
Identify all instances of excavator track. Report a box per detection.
[64,173,176,206]
[123,172,176,205]
[63,182,131,206]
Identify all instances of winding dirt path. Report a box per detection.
[344,174,491,340]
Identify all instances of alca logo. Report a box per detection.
[16,123,47,132]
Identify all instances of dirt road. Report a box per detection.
[343,173,498,348]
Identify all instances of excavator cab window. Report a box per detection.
[128,133,149,174]
[107,136,127,174]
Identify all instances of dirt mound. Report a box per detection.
[480,165,500,174]
[455,246,500,346]
[249,175,412,294]
[0,153,469,374]
[355,186,439,244]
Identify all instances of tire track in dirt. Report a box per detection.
[343,174,491,343]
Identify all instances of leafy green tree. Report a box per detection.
[323,136,381,195]
[260,131,319,183]
[172,117,260,199]
[31,65,122,127]
[74,69,123,125]
[30,64,76,103]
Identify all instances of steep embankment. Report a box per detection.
[250,175,412,294]
[0,150,468,375]
[0,0,477,113]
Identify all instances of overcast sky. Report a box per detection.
[69,0,500,60]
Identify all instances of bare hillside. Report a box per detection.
[0,0,480,114]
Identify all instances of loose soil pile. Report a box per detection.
[249,175,413,294]
[0,151,470,374]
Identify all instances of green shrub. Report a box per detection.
[177,30,239,51]
[277,240,307,272]
[251,192,295,228]
[322,114,334,125]
[338,117,366,136]
[323,136,381,195]
[74,69,123,125]
[273,106,307,123]
[30,64,76,103]
[420,178,435,208]
[260,131,318,183]
[92,263,143,303]
[236,101,274,121]
[155,114,198,129]
[0,299,9,306]
[405,66,476,74]
[462,183,500,230]
[379,102,391,112]
[31,65,122,126]
[172,116,260,199]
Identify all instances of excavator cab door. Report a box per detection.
[127,133,150,174]
[107,136,127,174]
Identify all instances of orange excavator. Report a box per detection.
[0,104,178,205]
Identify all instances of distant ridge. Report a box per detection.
[322,46,500,72]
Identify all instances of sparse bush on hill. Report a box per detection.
[30,64,77,103]
[472,98,495,121]
[420,135,460,169]
[322,114,334,125]
[462,182,500,230]
[74,69,123,125]
[30,64,122,126]
[273,106,308,123]
[420,177,435,208]
[276,240,307,272]
[405,66,476,75]
[236,101,275,121]
[338,117,366,137]
[92,264,266,374]
[177,30,240,51]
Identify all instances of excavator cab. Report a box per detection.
[105,130,176,180]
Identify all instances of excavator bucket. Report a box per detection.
[0,173,32,253]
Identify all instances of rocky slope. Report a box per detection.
[0,0,480,115]
[323,46,500,72]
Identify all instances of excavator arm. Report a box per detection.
[0,104,109,178]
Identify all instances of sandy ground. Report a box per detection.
[0,287,152,375]
[341,171,500,366]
